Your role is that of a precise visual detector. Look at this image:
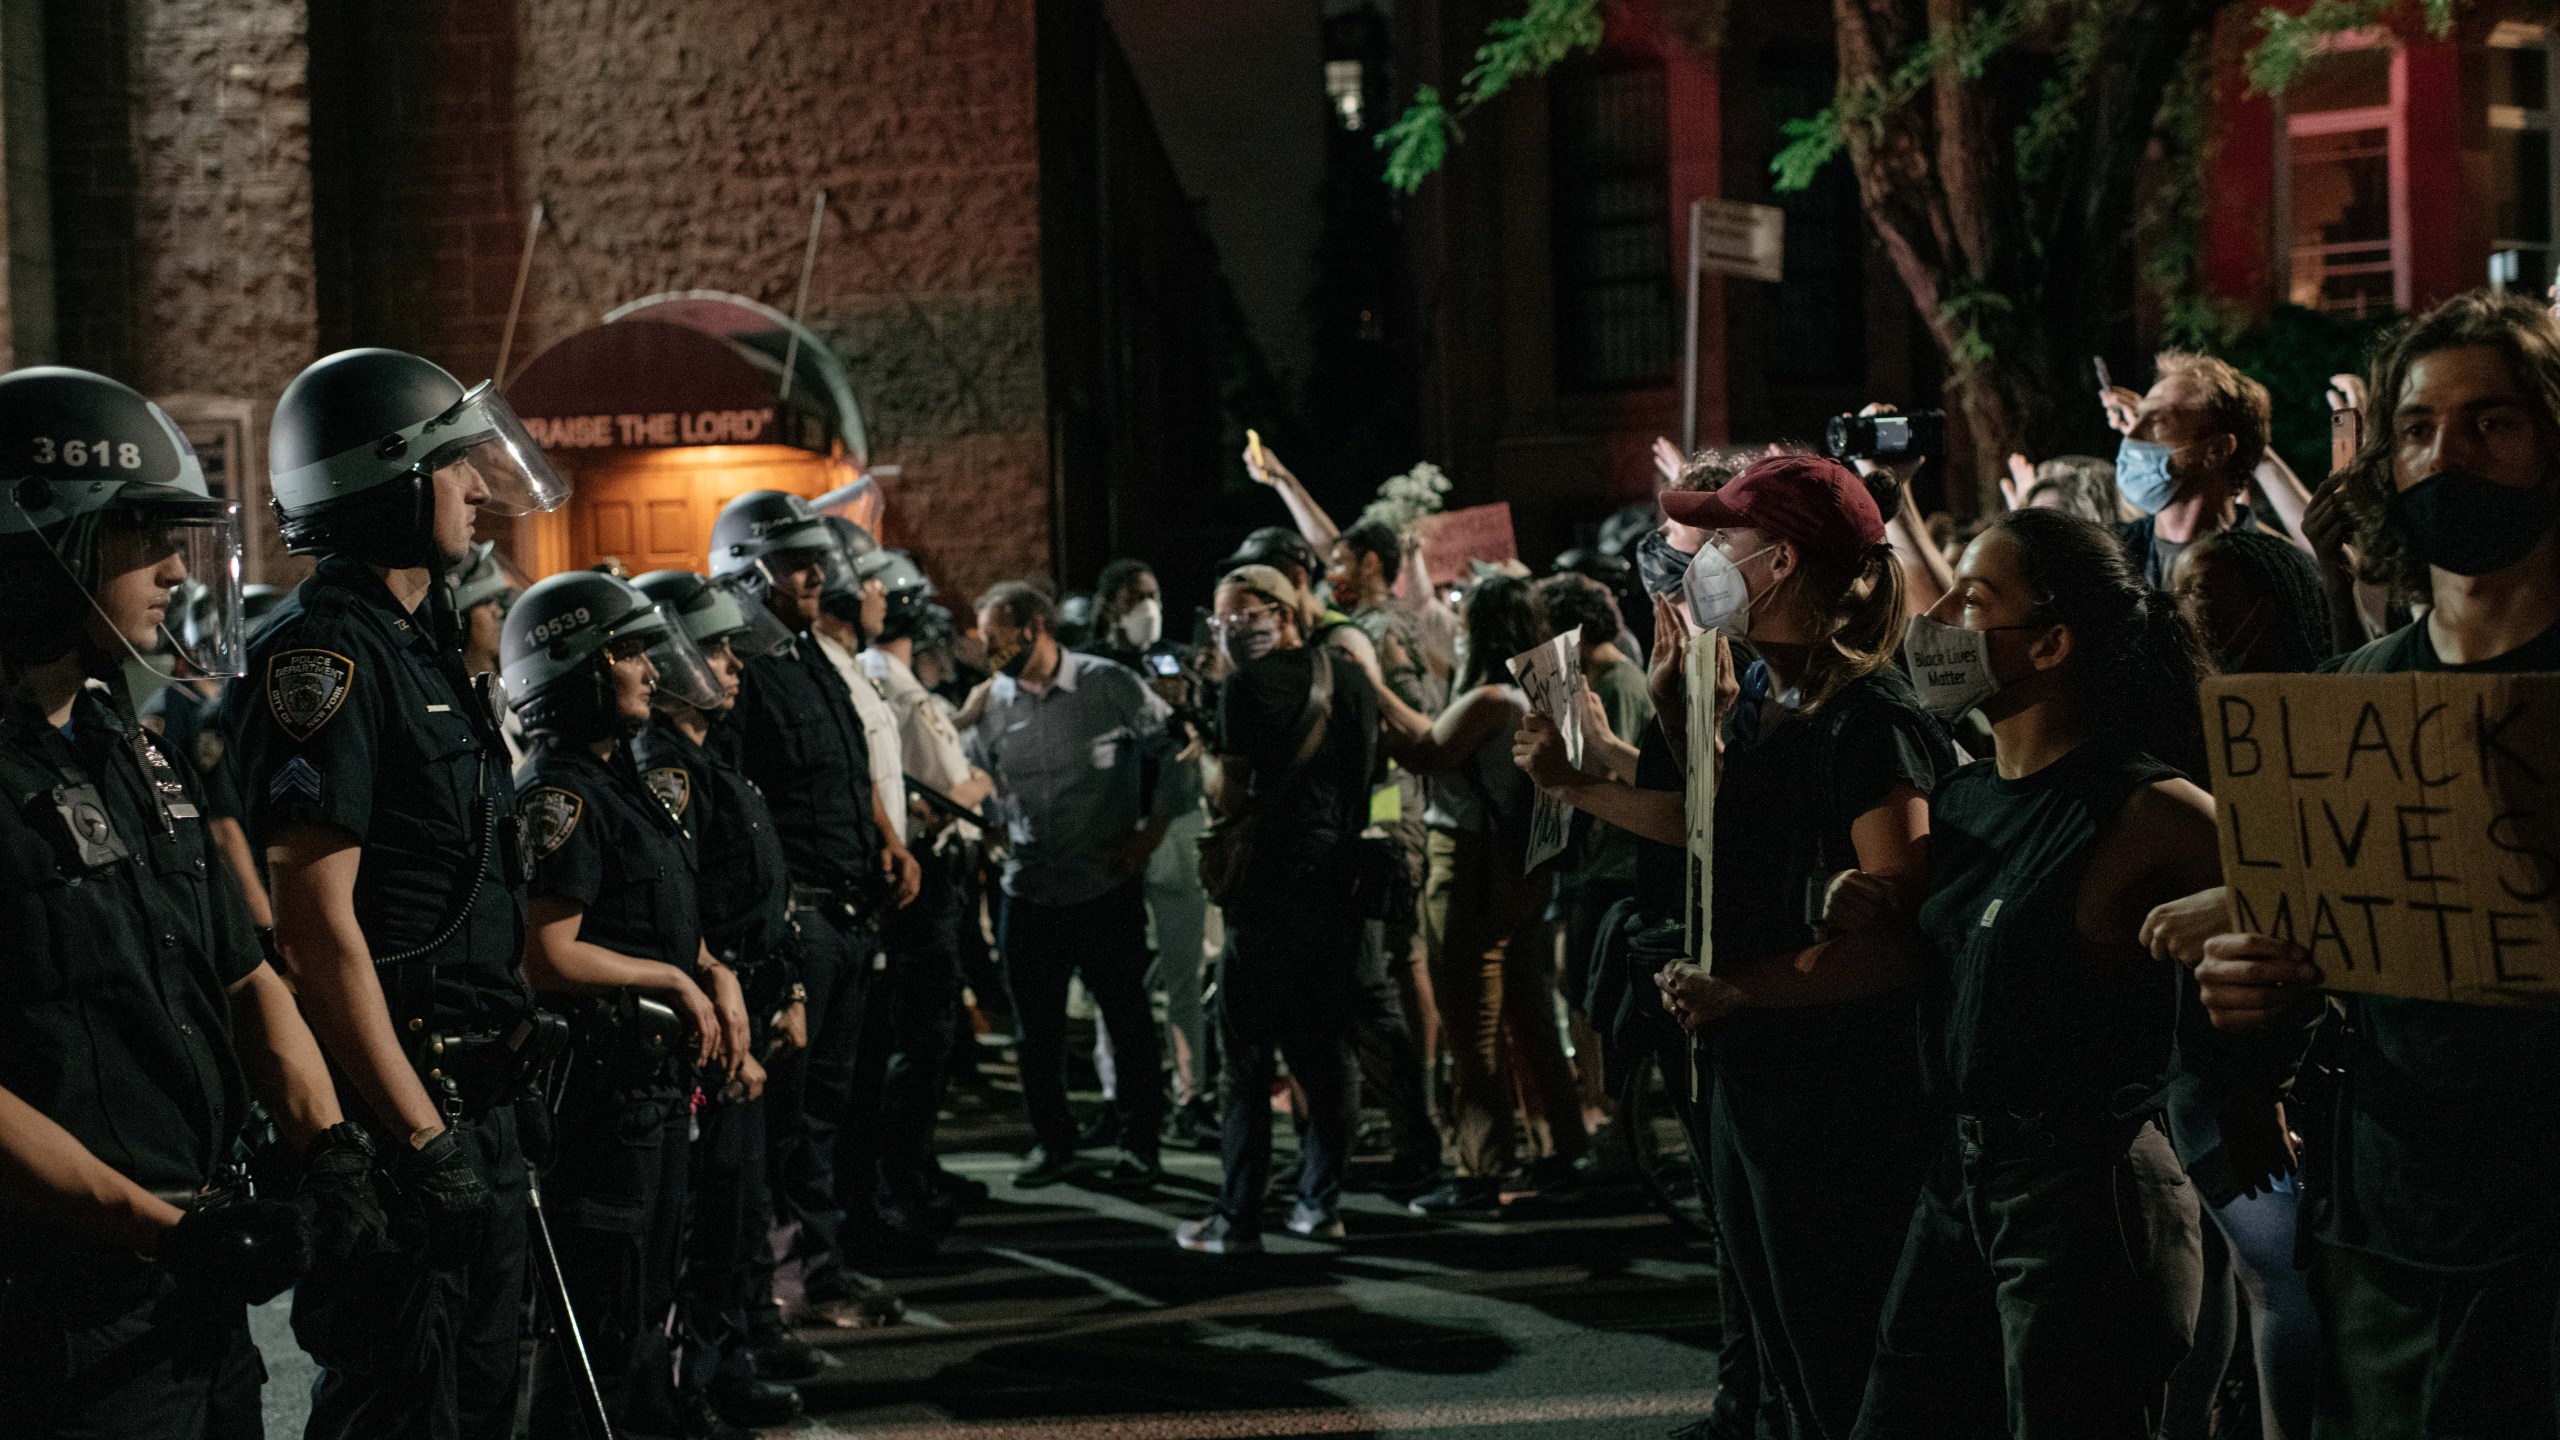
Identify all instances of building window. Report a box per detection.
[1326,60,1365,131]
[2489,20,2559,299]
[1761,47,1863,384]
[2282,35,2404,317]
[1551,58,1676,391]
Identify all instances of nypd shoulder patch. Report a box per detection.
[522,786,584,856]
[643,766,691,820]
[267,649,355,741]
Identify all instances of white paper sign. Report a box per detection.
[1684,631,1718,972]
[1507,632,1585,875]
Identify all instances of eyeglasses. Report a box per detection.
[1210,601,1282,631]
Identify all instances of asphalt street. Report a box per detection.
[785,1140,1726,1440]
[250,1135,1727,1439]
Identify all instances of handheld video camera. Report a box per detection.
[1825,408,1946,463]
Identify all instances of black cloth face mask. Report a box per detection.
[1635,530,1697,596]
[2387,468,2560,577]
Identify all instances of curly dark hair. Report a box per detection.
[1535,572,1621,652]
[1337,519,1404,587]
[2337,290,2560,601]
[1995,507,2215,777]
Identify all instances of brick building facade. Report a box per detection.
[2,0,1242,606]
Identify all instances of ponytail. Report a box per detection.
[1799,541,1907,715]
[1996,508,2214,775]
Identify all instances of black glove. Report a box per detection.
[158,1197,311,1305]
[397,1127,492,1261]
[296,1122,388,1263]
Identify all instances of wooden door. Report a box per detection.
[561,450,839,576]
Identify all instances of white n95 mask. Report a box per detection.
[1682,543,1773,635]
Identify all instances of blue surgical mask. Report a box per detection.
[2112,437,2191,515]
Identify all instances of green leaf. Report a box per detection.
[1376,85,1456,195]
[1374,0,1606,194]
[2249,0,2455,97]
[1465,0,1606,105]
[1771,110,1845,192]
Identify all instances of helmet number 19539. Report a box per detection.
[33,438,145,470]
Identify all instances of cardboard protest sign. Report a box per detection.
[1418,503,1517,586]
[2204,672,2560,1009]
[1507,632,1585,875]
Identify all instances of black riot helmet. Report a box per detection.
[501,571,720,741]
[632,568,791,666]
[0,366,248,678]
[448,540,519,615]
[855,547,935,642]
[708,489,852,604]
[269,348,569,570]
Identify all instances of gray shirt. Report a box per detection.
[967,650,1179,906]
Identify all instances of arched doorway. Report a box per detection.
[502,295,873,579]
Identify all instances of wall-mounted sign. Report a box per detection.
[508,318,834,455]
[523,408,780,450]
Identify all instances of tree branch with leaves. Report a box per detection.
[1380,0,2458,505]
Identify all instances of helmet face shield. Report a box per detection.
[420,384,570,518]
[690,580,794,661]
[638,603,726,714]
[14,486,249,680]
[757,534,853,605]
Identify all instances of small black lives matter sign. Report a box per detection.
[2204,673,2560,1009]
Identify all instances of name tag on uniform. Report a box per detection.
[425,704,452,713]
[1979,898,2003,928]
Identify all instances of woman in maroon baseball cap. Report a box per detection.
[1517,449,1960,1436]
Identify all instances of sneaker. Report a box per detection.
[1284,1200,1345,1238]
[1407,1176,1504,1216]
[1013,1146,1082,1188]
[707,1375,805,1428]
[1174,1213,1264,1254]
[1102,1148,1164,1187]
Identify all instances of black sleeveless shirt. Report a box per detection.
[1916,736,2185,1121]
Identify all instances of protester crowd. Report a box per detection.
[0,289,2554,1440]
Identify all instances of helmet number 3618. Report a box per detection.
[33,437,145,469]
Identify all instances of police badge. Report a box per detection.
[643,766,691,821]
[522,787,583,856]
[194,728,225,772]
[267,649,354,741]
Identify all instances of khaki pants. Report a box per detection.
[1421,827,1585,1178]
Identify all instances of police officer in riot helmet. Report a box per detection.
[631,568,818,1429]
[0,366,375,1437]
[810,522,965,1250]
[708,488,919,1328]
[450,539,516,679]
[503,571,749,1438]
[232,346,569,1440]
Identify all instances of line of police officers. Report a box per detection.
[0,348,938,1440]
